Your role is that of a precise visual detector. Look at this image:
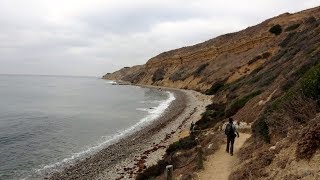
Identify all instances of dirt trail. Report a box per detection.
[197,133,251,180]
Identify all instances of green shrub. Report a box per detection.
[305,16,316,24]
[250,66,264,75]
[279,32,297,48]
[269,24,282,35]
[196,109,225,130]
[266,98,282,113]
[248,55,262,65]
[226,90,262,117]
[193,63,209,76]
[287,47,301,60]
[196,147,204,169]
[205,81,225,95]
[195,103,226,129]
[282,59,320,91]
[285,23,300,32]
[249,66,280,87]
[166,136,197,154]
[296,123,320,160]
[136,159,168,180]
[294,61,317,78]
[152,68,165,82]
[249,67,274,85]
[231,82,244,92]
[170,70,188,81]
[306,45,318,55]
[266,80,299,114]
[281,78,296,91]
[267,49,288,64]
[205,103,226,112]
[300,63,320,101]
[136,135,197,179]
[248,52,271,65]
[201,110,215,117]
[252,117,270,143]
[261,52,271,59]
[249,74,264,84]
[258,74,278,87]
[221,75,247,93]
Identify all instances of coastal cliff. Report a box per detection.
[103,6,320,93]
[104,6,320,180]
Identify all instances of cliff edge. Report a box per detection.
[103,6,320,93]
[105,6,320,180]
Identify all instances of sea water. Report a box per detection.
[0,75,174,179]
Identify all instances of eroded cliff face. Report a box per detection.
[103,6,320,93]
[102,65,145,84]
[103,6,320,179]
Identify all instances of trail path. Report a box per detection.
[197,133,251,180]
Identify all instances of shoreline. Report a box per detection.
[48,83,212,180]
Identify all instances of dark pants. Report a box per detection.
[226,135,235,155]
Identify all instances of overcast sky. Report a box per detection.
[0,0,318,76]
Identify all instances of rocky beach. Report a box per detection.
[48,85,212,180]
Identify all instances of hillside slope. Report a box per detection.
[104,6,320,180]
[103,6,320,93]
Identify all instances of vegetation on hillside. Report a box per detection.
[248,52,271,65]
[136,134,201,180]
[152,68,165,82]
[195,103,226,129]
[296,121,320,160]
[225,90,262,117]
[193,63,209,77]
[205,81,225,95]
[300,63,320,101]
[269,24,282,35]
[170,69,188,81]
[136,159,168,180]
[134,8,320,180]
[231,49,320,179]
[166,136,197,154]
[285,23,301,31]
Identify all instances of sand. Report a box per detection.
[196,133,251,180]
[48,85,212,180]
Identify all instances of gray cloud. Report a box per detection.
[0,0,318,76]
[81,6,199,34]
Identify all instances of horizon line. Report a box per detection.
[0,73,100,78]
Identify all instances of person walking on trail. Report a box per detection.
[225,117,239,156]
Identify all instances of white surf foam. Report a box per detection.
[139,100,162,104]
[35,90,175,176]
[105,80,117,84]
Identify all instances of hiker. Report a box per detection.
[225,117,239,156]
[190,121,195,132]
[190,122,196,138]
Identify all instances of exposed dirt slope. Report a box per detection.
[103,6,320,93]
[197,133,251,180]
[103,6,320,180]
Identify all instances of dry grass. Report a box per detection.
[296,122,320,160]
[229,148,275,180]
[200,132,225,155]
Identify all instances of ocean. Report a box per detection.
[0,75,174,179]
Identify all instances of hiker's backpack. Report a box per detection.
[225,123,234,136]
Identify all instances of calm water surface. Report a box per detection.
[0,75,173,179]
